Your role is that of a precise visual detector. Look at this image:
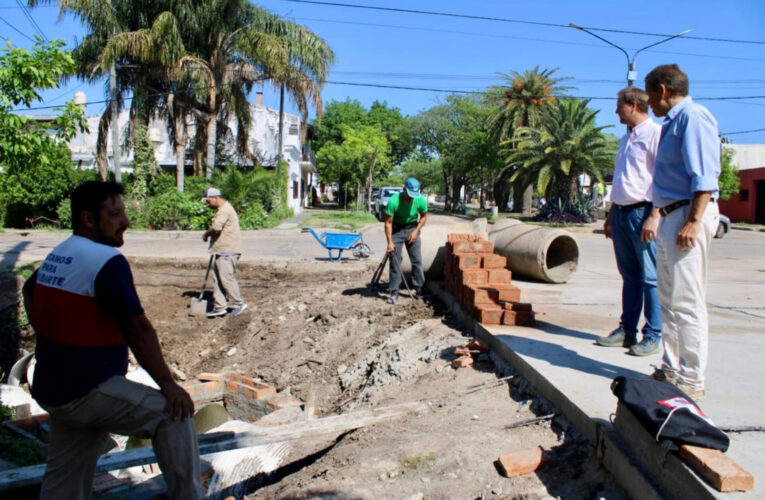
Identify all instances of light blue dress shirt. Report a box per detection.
[652,96,720,209]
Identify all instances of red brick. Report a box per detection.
[497,447,550,477]
[487,269,512,285]
[503,310,535,326]
[472,240,494,253]
[492,284,521,302]
[457,253,481,270]
[474,304,504,325]
[454,346,472,357]
[463,284,495,305]
[451,356,474,368]
[466,338,489,352]
[482,253,507,269]
[460,268,488,285]
[503,301,532,311]
[680,445,755,492]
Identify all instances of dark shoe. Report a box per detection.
[414,287,430,298]
[628,337,660,356]
[387,291,399,304]
[207,308,227,318]
[230,303,248,316]
[595,328,636,348]
[650,364,676,383]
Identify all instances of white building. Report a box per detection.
[56,91,318,214]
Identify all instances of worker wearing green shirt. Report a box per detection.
[384,177,428,304]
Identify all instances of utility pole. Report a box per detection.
[277,83,285,177]
[110,61,121,183]
[569,24,691,86]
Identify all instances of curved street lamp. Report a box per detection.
[569,23,691,86]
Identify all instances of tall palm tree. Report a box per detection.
[485,66,572,212]
[182,0,334,177]
[504,99,615,209]
[29,0,174,178]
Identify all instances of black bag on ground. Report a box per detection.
[611,376,729,452]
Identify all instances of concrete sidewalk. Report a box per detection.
[433,228,765,498]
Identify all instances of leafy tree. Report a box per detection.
[401,158,444,195]
[0,40,88,227]
[719,147,741,200]
[130,124,159,201]
[505,99,615,217]
[367,101,415,165]
[485,66,572,212]
[413,94,500,211]
[316,124,390,211]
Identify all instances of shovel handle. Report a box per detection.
[199,254,215,298]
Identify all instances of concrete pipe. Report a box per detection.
[487,219,579,283]
[395,216,578,283]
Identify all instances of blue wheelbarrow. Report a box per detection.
[301,227,372,262]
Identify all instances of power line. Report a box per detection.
[721,127,765,136]
[295,16,765,64]
[14,0,49,43]
[0,15,36,43]
[282,0,765,46]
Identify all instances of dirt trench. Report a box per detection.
[7,259,627,499]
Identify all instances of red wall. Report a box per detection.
[718,167,765,223]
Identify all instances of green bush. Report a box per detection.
[146,190,211,230]
[56,198,72,229]
[148,173,177,196]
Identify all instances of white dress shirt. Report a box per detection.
[610,117,662,206]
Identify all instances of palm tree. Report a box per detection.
[29,0,174,179]
[485,66,572,212]
[504,99,615,210]
[182,1,334,177]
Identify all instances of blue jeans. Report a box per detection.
[611,204,661,342]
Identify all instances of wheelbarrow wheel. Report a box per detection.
[352,242,372,259]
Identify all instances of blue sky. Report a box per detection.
[6,0,765,144]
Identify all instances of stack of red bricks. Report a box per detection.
[444,233,535,326]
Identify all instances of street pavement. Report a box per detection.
[1,217,764,496]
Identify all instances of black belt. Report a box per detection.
[393,222,417,232]
[658,200,690,217]
[615,201,651,210]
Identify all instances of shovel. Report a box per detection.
[190,254,215,317]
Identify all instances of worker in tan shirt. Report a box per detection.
[202,187,247,318]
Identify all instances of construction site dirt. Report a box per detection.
[8,258,626,499]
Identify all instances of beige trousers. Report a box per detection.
[212,253,243,310]
[656,201,718,390]
[39,376,203,500]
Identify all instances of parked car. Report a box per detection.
[374,186,403,220]
[715,214,730,239]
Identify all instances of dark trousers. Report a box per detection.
[389,225,424,292]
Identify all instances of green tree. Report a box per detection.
[505,99,615,214]
[316,124,390,211]
[485,66,572,212]
[719,147,741,200]
[413,94,500,211]
[0,40,88,227]
[130,124,159,201]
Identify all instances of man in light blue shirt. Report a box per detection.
[644,64,720,402]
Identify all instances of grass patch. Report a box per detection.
[399,451,436,470]
[300,211,378,231]
[0,405,47,467]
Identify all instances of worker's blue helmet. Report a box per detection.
[404,177,421,198]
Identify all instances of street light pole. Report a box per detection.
[569,23,691,86]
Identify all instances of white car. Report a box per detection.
[375,187,403,220]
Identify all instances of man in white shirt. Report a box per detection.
[596,87,662,356]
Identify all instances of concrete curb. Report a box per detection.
[426,281,719,500]
[731,225,765,233]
